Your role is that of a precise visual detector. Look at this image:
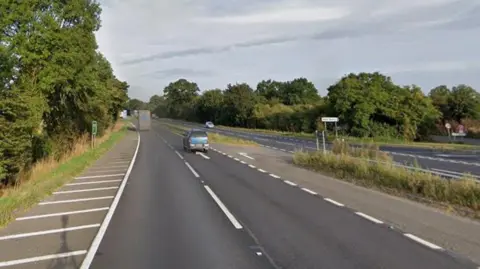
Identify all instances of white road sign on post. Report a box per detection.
[321,117,339,122]
[445,123,451,129]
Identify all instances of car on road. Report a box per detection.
[205,121,215,128]
[183,129,209,153]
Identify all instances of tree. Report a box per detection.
[148,95,165,111]
[448,84,480,122]
[222,83,256,127]
[163,79,199,119]
[429,85,451,121]
[255,80,283,102]
[196,89,224,122]
[279,78,321,105]
[126,99,147,111]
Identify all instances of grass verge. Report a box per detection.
[161,122,258,146]
[293,145,480,219]
[0,122,129,227]
[215,125,480,151]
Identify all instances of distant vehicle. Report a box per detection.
[205,121,215,128]
[137,110,151,131]
[183,129,209,153]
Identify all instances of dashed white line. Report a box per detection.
[204,185,243,229]
[234,158,240,161]
[355,212,384,224]
[74,173,124,179]
[227,155,233,158]
[222,152,227,155]
[39,196,114,205]
[66,179,122,186]
[16,207,110,221]
[324,198,345,207]
[53,186,118,194]
[283,180,297,186]
[239,152,255,160]
[197,152,210,159]
[257,168,267,173]
[240,161,247,164]
[0,224,101,241]
[175,150,184,159]
[248,164,256,168]
[301,188,317,195]
[404,234,443,250]
[269,174,281,179]
[0,250,87,267]
[185,161,200,177]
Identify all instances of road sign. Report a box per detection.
[445,123,451,129]
[92,121,98,135]
[321,117,339,122]
[457,124,465,134]
[452,132,466,137]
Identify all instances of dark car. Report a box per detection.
[182,129,209,153]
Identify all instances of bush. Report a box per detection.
[293,150,480,214]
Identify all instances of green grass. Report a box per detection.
[0,123,128,227]
[215,125,480,151]
[161,122,258,146]
[293,147,480,218]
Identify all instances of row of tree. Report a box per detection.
[0,1,129,185]
[142,74,479,141]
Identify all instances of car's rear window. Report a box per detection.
[191,131,208,137]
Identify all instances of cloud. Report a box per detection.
[95,0,480,101]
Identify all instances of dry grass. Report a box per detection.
[0,121,128,227]
[161,122,258,146]
[293,150,480,218]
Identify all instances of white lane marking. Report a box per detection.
[269,174,281,179]
[75,173,125,179]
[240,160,247,164]
[54,187,118,194]
[258,168,267,173]
[198,152,210,159]
[39,196,114,205]
[0,250,87,267]
[301,188,317,195]
[204,185,243,229]
[324,198,344,207]
[66,179,122,186]
[283,180,297,186]
[248,164,256,168]
[89,165,128,169]
[175,150,184,160]
[239,152,255,160]
[404,234,443,250]
[17,207,110,221]
[0,224,101,241]
[83,169,127,174]
[109,161,130,164]
[80,124,140,269]
[227,155,233,158]
[234,158,240,161]
[355,212,384,224]
[185,161,200,177]
[431,168,480,178]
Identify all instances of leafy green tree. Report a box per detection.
[222,83,256,127]
[126,99,147,111]
[448,84,480,122]
[196,89,224,122]
[164,79,199,119]
[279,78,321,105]
[148,95,164,111]
[255,80,283,102]
[429,85,451,121]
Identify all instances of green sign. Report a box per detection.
[92,121,98,135]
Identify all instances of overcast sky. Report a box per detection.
[95,0,480,101]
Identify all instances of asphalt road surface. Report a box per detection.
[89,122,477,269]
[163,119,480,179]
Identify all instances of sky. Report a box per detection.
[95,0,480,101]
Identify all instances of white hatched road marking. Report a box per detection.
[0,251,87,267]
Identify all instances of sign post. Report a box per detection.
[445,122,451,142]
[315,130,319,151]
[91,121,98,148]
[321,117,339,139]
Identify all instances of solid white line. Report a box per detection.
[75,173,125,179]
[239,152,255,160]
[404,234,443,250]
[355,212,384,224]
[54,186,118,194]
[269,174,280,179]
[89,165,128,169]
[198,152,210,159]
[80,123,141,269]
[248,164,256,168]
[16,207,109,221]
[258,168,267,173]
[185,162,200,177]
[0,250,87,267]
[39,196,114,205]
[324,198,344,207]
[0,224,101,241]
[83,169,127,174]
[66,179,122,186]
[301,188,317,195]
[175,150,184,159]
[204,186,243,229]
[109,161,130,164]
[283,180,297,186]
[431,168,480,178]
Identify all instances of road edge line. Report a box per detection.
[79,122,141,269]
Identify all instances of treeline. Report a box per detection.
[144,73,480,140]
[0,1,128,184]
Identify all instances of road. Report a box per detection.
[163,119,480,179]
[90,121,477,269]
